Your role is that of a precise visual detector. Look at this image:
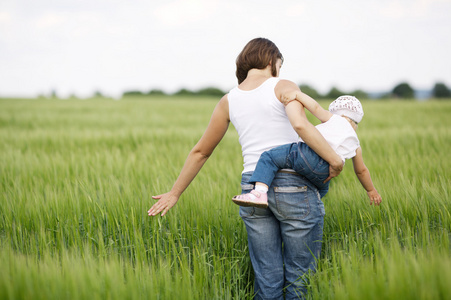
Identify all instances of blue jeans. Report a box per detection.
[249,142,330,198]
[240,171,325,300]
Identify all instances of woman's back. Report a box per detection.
[228,77,298,173]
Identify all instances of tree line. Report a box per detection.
[122,87,225,98]
[121,82,451,100]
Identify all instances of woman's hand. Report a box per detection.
[148,192,180,217]
[324,161,344,183]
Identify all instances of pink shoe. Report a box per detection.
[232,190,268,208]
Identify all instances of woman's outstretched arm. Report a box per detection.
[148,95,230,216]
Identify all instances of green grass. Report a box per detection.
[0,97,450,299]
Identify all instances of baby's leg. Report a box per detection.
[249,143,295,186]
[291,143,330,194]
[233,143,296,208]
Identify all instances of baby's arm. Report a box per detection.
[351,147,382,205]
[281,90,333,123]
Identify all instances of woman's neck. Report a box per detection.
[247,66,272,78]
[239,66,274,91]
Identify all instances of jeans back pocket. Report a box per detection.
[274,185,310,219]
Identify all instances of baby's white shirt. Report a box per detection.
[300,114,360,162]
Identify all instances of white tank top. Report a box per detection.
[228,77,299,173]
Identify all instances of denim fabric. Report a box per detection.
[240,171,325,300]
[249,142,330,198]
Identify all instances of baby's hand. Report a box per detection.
[367,190,382,206]
[281,91,299,106]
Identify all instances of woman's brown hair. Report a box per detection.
[235,38,283,84]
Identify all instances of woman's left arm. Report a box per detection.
[276,80,343,181]
[148,95,230,216]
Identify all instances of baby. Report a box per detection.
[232,94,382,208]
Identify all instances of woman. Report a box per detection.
[148,38,343,299]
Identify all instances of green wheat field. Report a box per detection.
[1,97,450,299]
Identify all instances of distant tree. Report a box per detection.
[350,89,368,100]
[392,82,414,99]
[432,82,451,99]
[325,87,345,99]
[299,84,321,99]
[148,89,166,96]
[51,89,58,99]
[123,90,145,97]
[197,87,225,97]
[174,88,195,96]
[94,90,104,98]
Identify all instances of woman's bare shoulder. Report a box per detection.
[216,94,230,120]
[219,93,229,106]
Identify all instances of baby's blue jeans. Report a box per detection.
[249,142,330,198]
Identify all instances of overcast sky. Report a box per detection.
[1,0,451,98]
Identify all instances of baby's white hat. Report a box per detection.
[329,95,364,123]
